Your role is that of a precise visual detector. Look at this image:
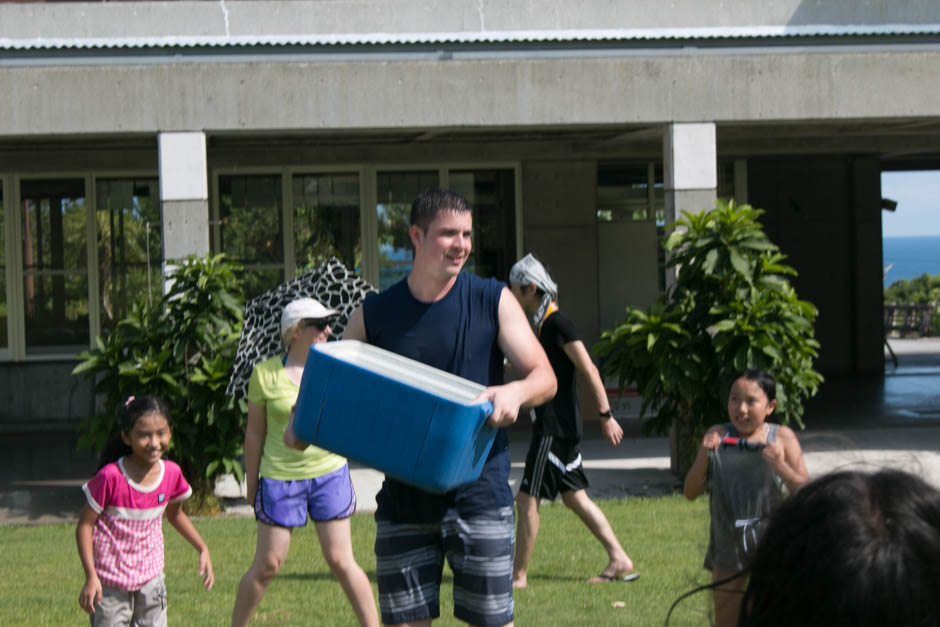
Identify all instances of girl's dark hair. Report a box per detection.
[739,469,940,626]
[732,368,777,402]
[96,395,172,470]
[667,470,940,627]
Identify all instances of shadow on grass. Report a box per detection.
[278,571,456,583]
[523,572,592,584]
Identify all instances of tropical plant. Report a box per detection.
[73,254,245,501]
[594,200,823,474]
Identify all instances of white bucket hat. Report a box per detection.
[280,297,339,338]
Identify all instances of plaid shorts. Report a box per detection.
[254,465,356,527]
[374,506,515,626]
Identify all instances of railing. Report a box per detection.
[884,303,936,337]
[884,303,937,367]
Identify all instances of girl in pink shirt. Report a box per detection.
[76,396,214,626]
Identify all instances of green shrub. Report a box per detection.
[884,273,940,336]
[594,200,823,474]
[73,254,245,500]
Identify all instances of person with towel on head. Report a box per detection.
[508,253,636,588]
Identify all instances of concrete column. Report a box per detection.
[158,132,209,267]
[662,125,717,474]
[663,123,717,224]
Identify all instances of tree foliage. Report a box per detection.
[594,200,823,472]
[884,273,940,336]
[73,254,245,498]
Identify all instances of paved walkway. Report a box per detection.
[327,421,940,515]
[3,338,939,524]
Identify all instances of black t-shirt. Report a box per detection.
[535,311,581,439]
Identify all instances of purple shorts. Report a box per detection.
[254,465,357,527]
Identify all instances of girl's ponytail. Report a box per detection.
[96,395,171,470]
[96,432,132,471]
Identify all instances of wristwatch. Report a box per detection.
[599,409,613,419]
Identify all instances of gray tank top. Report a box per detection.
[703,423,785,572]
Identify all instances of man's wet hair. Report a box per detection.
[410,188,470,231]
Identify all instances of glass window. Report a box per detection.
[450,169,516,280]
[292,173,361,274]
[0,182,6,352]
[376,171,438,290]
[95,179,162,335]
[218,175,284,299]
[717,161,736,202]
[21,179,89,354]
[596,163,664,224]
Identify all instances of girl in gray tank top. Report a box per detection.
[682,369,810,627]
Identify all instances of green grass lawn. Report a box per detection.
[0,495,713,626]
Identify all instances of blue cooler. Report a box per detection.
[293,340,496,493]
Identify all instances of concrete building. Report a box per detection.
[2,0,939,431]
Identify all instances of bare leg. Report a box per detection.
[512,491,540,589]
[314,518,379,627]
[231,523,292,627]
[560,489,633,581]
[712,568,746,627]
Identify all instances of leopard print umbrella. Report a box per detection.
[227,257,378,400]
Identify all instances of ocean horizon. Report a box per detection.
[883,235,940,287]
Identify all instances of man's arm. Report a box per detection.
[342,306,367,341]
[562,340,623,446]
[477,287,556,428]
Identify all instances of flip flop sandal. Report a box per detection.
[589,572,640,583]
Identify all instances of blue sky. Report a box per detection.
[881,171,940,237]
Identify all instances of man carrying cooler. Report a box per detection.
[508,253,636,588]
[288,188,555,627]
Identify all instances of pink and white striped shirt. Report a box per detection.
[82,458,192,591]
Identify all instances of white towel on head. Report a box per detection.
[509,254,557,300]
[510,254,558,331]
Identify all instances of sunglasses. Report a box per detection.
[300,318,332,331]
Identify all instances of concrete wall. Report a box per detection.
[597,221,660,333]
[2,0,938,39]
[0,362,94,432]
[4,50,940,138]
[0,144,157,173]
[521,161,600,344]
[851,158,886,373]
[748,156,884,374]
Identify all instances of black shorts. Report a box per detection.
[519,433,589,501]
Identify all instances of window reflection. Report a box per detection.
[218,175,284,298]
[376,171,437,290]
[450,169,516,280]
[292,173,361,273]
[95,179,161,335]
[21,179,89,354]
